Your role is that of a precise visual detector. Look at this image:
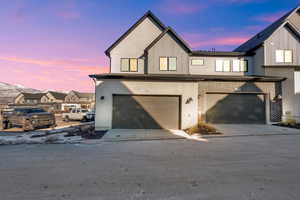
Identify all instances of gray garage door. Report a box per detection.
[206,93,266,124]
[112,95,180,129]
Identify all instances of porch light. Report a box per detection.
[186,97,193,104]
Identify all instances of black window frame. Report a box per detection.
[159,56,177,71]
[120,58,138,72]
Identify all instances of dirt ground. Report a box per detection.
[0,115,82,133]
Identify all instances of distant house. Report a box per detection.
[0,97,14,111]
[14,93,45,104]
[42,91,67,103]
[63,91,95,110]
[65,91,95,102]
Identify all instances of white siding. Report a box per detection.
[189,56,253,76]
[95,80,198,130]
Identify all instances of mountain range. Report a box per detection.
[0,82,41,104]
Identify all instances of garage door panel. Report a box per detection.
[112,95,180,129]
[206,93,266,124]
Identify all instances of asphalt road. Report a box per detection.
[1,134,300,200]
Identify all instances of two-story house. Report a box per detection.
[90,7,300,131]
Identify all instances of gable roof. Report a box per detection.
[18,93,45,100]
[71,91,94,99]
[47,91,67,100]
[144,27,192,53]
[105,11,166,56]
[191,50,252,57]
[235,6,300,52]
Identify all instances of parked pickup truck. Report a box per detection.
[2,108,56,131]
[62,109,94,122]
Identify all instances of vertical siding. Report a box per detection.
[110,17,163,74]
[252,47,265,75]
[289,10,300,31]
[265,67,296,118]
[265,25,300,66]
[147,33,189,74]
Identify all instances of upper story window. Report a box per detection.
[216,60,230,72]
[159,57,177,71]
[233,60,248,72]
[276,50,293,63]
[191,59,204,66]
[121,58,138,72]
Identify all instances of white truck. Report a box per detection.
[62,108,94,122]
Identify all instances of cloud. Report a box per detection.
[189,36,250,48]
[254,11,286,23]
[158,0,204,15]
[0,56,109,74]
[183,32,251,50]
[56,10,80,20]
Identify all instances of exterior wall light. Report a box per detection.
[273,94,282,101]
[100,96,105,100]
[186,97,193,104]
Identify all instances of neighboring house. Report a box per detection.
[64,91,95,110]
[0,97,14,111]
[90,7,300,130]
[14,93,45,104]
[42,91,67,103]
[234,6,300,123]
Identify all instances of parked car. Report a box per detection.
[62,108,94,122]
[2,107,56,131]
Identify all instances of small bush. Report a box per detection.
[282,119,297,126]
[185,122,221,135]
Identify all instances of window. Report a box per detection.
[191,59,204,66]
[233,60,248,72]
[159,57,177,71]
[215,60,231,72]
[276,50,293,63]
[295,71,300,94]
[120,58,138,72]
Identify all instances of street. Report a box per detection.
[1,133,300,200]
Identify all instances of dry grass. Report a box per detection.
[185,122,222,135]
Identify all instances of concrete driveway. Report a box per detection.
[213,124,300,137]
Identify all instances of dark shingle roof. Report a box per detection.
[89,73,286,82]
[20,93,45,99]
[191,50,252,57]
[48,91,67,100]
[0,97,14,104]
[73,91,94,99]
[235,6,300,52]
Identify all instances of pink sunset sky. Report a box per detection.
[0,0,298,92]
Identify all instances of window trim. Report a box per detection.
[275,49,293,64]
[191,59,205,66]
[159,56,177,71]
[232,59,249,73]
[215,59,231,72]
[120,58,138,72]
